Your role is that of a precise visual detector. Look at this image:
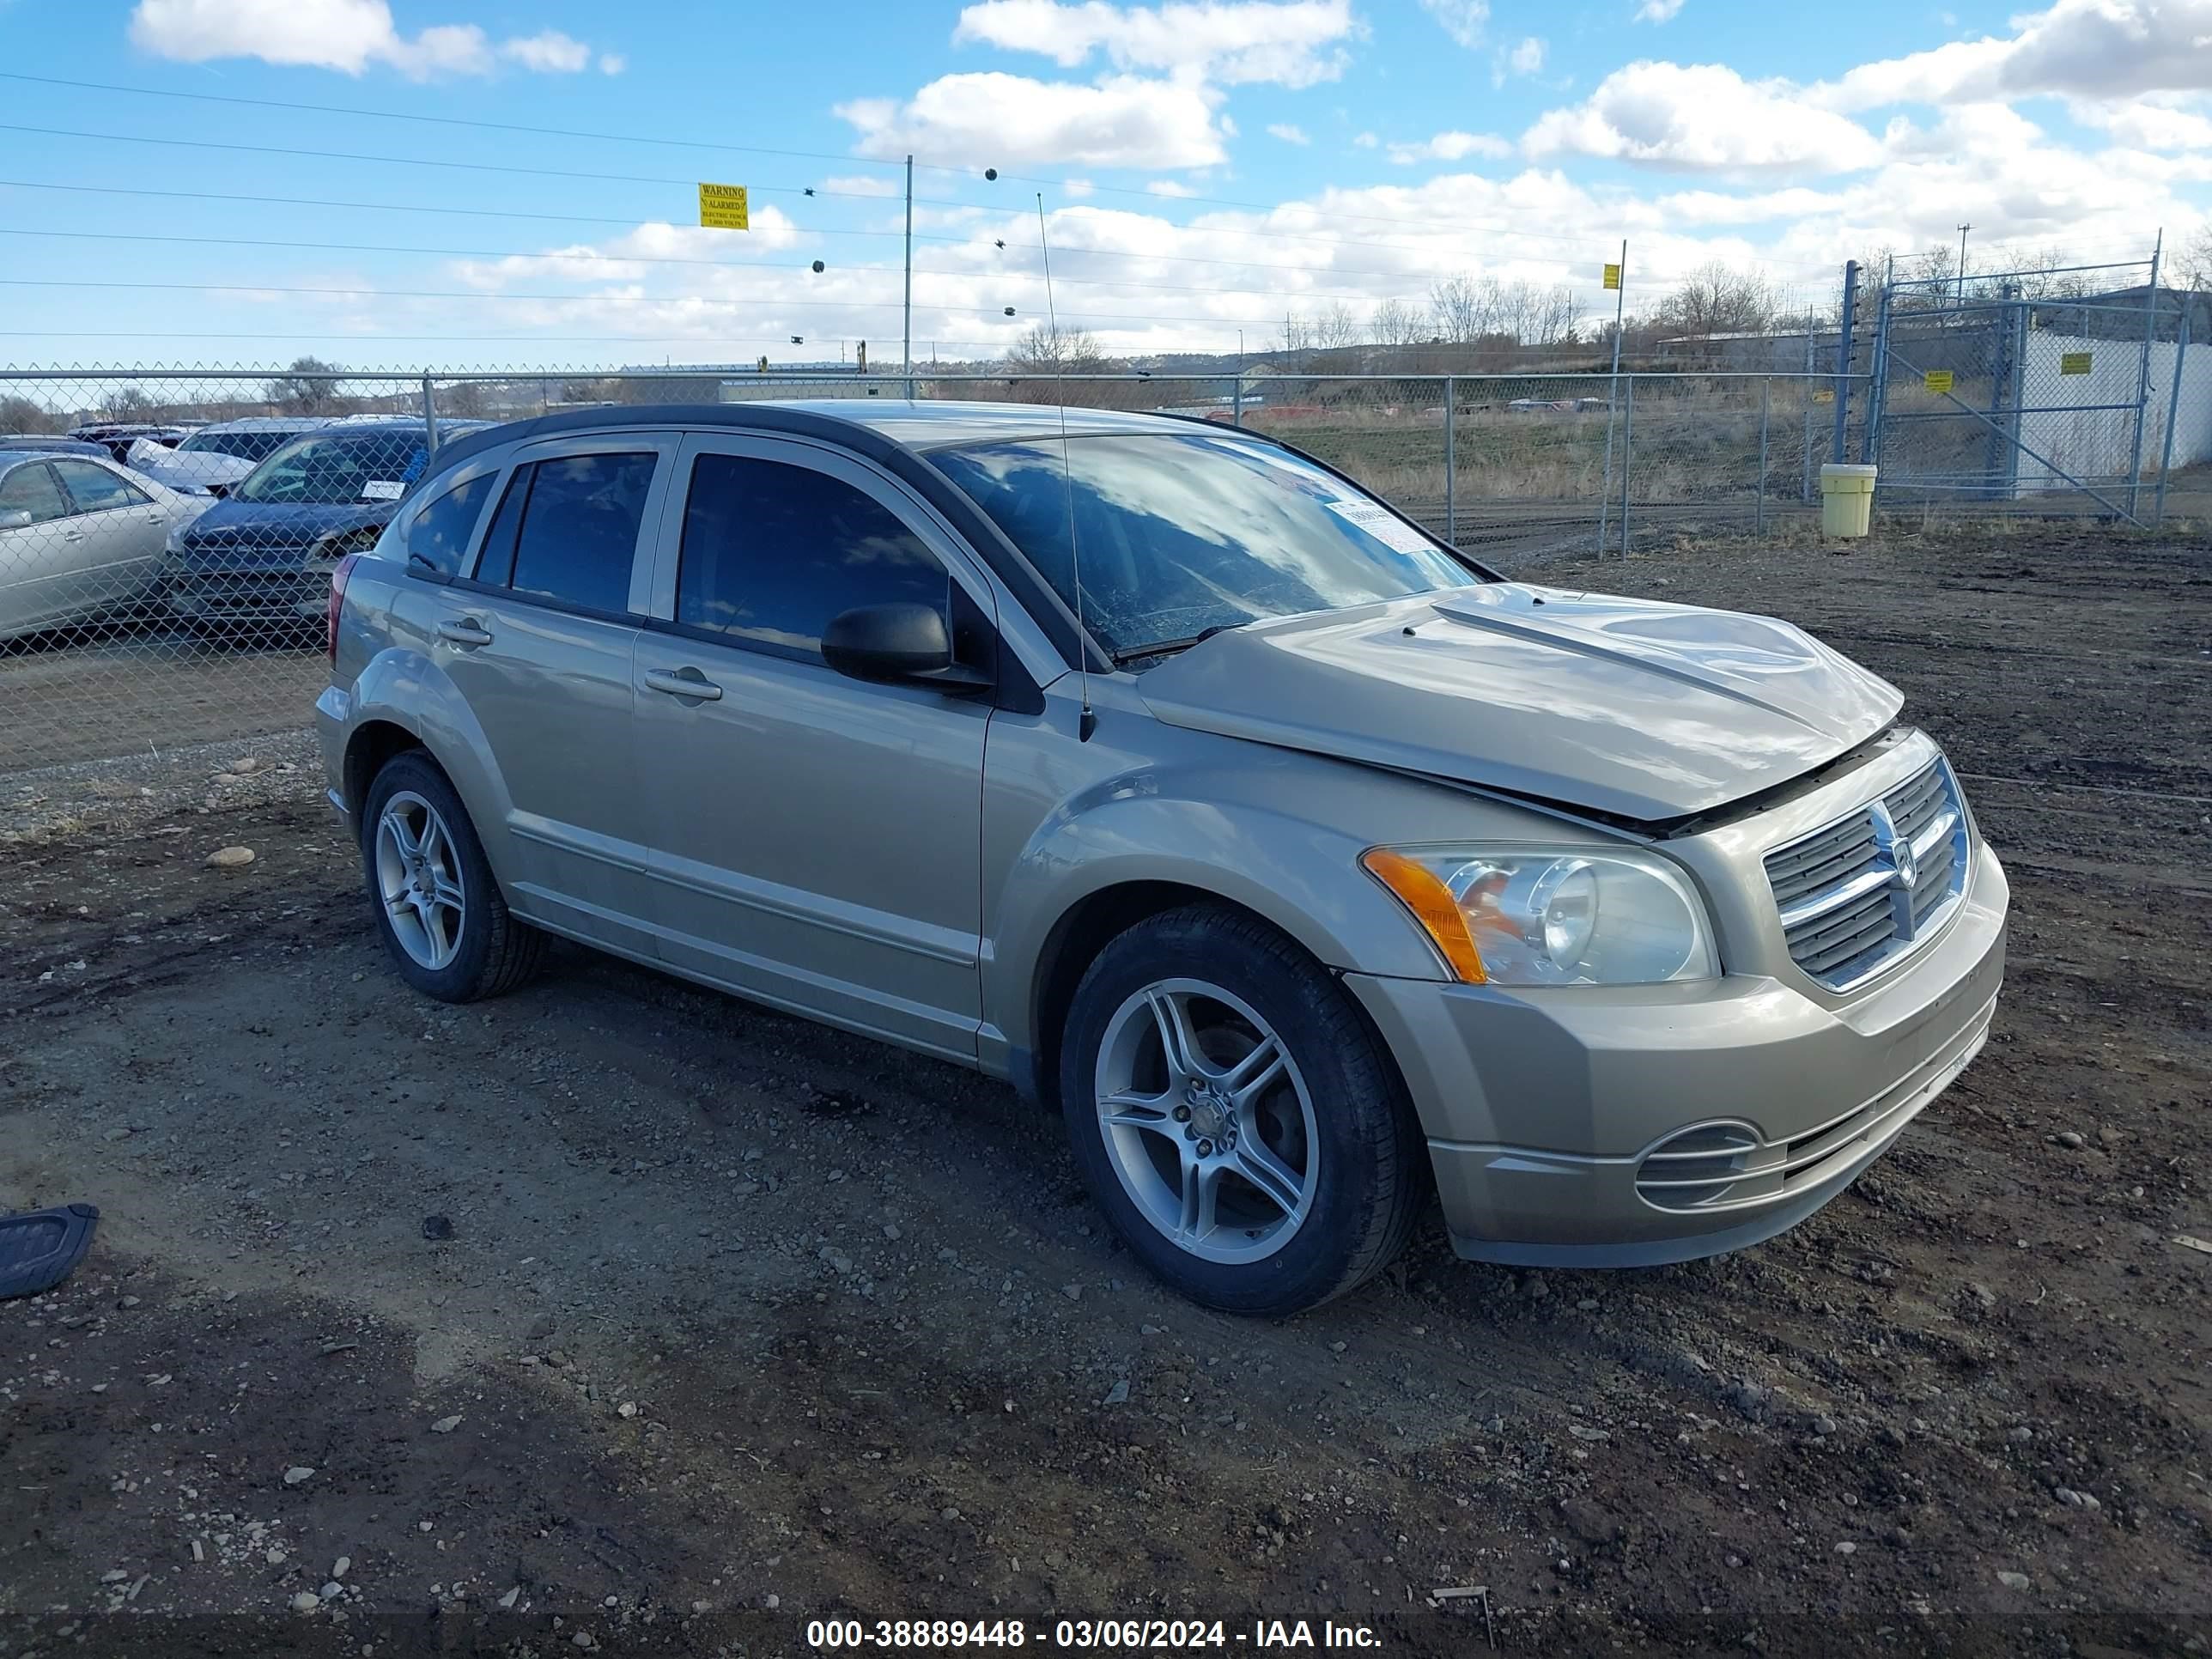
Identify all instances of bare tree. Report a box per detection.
[1,393,54,432]
[1429,274,1502,343]
[1653,262,1776,337]
[1001,323,1111,376]
[1370,297,1426,346]
[268,356,345,416]
[2172,225,2212,294]
[1310,301,1361,352]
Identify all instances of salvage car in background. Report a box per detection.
[161,420,489,636]
[126,418,338,499]
[0,448,212,642]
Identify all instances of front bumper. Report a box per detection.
[166,565,331,627]
[1345,841,2008,1267]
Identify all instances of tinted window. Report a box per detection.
[507,453,657,614]
[0,462,69,524]
[406,472,495,577]
[676,454,946,657]
[51,460,150,512]
[932,433,1478,658]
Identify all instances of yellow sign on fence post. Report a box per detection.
[1923,369,1954,394]
[1602,263,1622,291]
[697,183,750,230]
[2060,351,2093,375]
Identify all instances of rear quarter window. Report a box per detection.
[405,471,495,578]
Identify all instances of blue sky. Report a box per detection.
[0,0,2203,368]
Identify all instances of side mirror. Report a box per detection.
[0,508,31,532]
[822,602,989,692]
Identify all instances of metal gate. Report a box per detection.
[1869,257,2179,523]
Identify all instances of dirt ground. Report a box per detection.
[3,527,2208,1659]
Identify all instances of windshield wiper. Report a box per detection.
[1111,622,1243,667]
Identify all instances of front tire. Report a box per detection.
[1059,904,1426,1315]
[359,750,544,1002]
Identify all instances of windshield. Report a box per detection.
[233,430,430,505]
[180,428,305,463]
[931,432,1480,658]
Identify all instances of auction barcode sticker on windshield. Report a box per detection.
[1324,498,1434,555]
[360,481,405,501]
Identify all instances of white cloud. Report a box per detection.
[953,0,1357,88]
[1522,62,1885,172]
[1146,179,1200,196]
[1418,0,1489,49]
[128,0,605,78]
[823,174,902,198]
[1062,178,1097,196]
[599,52,626,75]
[1815,0,2212,110]
[1492,35,1544,85]
[2071,96,2212,152]
[1387,130,1513,165]
[500,31,591,73]
[1634,0,1685,21]
[1352,130,1379,148]
[1267,123,1311,144]
[836,72,1229,168]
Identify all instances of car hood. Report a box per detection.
[172,498,393,556]
[1137,583,1905,822]
[126,439,256,493]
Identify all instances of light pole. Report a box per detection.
[1956,222,1972,304]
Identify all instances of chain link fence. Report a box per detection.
[0,354,2162,781]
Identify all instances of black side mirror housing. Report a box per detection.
[821,603,990,693]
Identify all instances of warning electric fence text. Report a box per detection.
[805,1618,1384,1649]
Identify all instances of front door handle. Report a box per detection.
[436,617,494,647]
[644,666,723,702]
[60,529,84,544]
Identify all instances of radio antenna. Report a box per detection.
[1036,192,1095,741]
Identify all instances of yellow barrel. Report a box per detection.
[1820,464,1877,538]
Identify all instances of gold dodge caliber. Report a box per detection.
[315,401,2008,1314]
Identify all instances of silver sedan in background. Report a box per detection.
[0,450,211,642]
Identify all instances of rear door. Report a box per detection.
[46,459,169,619]
[425,432,681,957]
[629,432,995,1058]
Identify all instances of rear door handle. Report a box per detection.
[436,617,494,647]
[644,666,723,702]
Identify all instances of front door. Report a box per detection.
[425,434,680,957]
[629,434,994,1059]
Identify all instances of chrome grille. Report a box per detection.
[1764,758,1969,991]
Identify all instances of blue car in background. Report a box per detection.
[161,419,491,635]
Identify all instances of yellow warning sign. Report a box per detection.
[1814,390,1835,404]
[1923,369,1954,394]
[2060,350,2093,375]
[1602,263,1622,291]
[697,183,750,230]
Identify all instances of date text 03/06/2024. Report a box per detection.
[805,1619,1386,1649]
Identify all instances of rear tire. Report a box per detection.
[1058,903,1426,1315]
[360,750,544,1002]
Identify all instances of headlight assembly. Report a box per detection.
[1362,844,1718,986]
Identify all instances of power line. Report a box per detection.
[0,72,895,173]
[0,227,1507,310]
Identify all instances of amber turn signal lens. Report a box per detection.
[1359,848,1488,984]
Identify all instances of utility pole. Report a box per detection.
[902,154,915,399]
[1956,223,1972,304]
[1596,240,1628,555]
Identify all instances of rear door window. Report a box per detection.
[51,461,151,513]
[674,453,948,659]
[500,453,659,614]
[405,471,495,578]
